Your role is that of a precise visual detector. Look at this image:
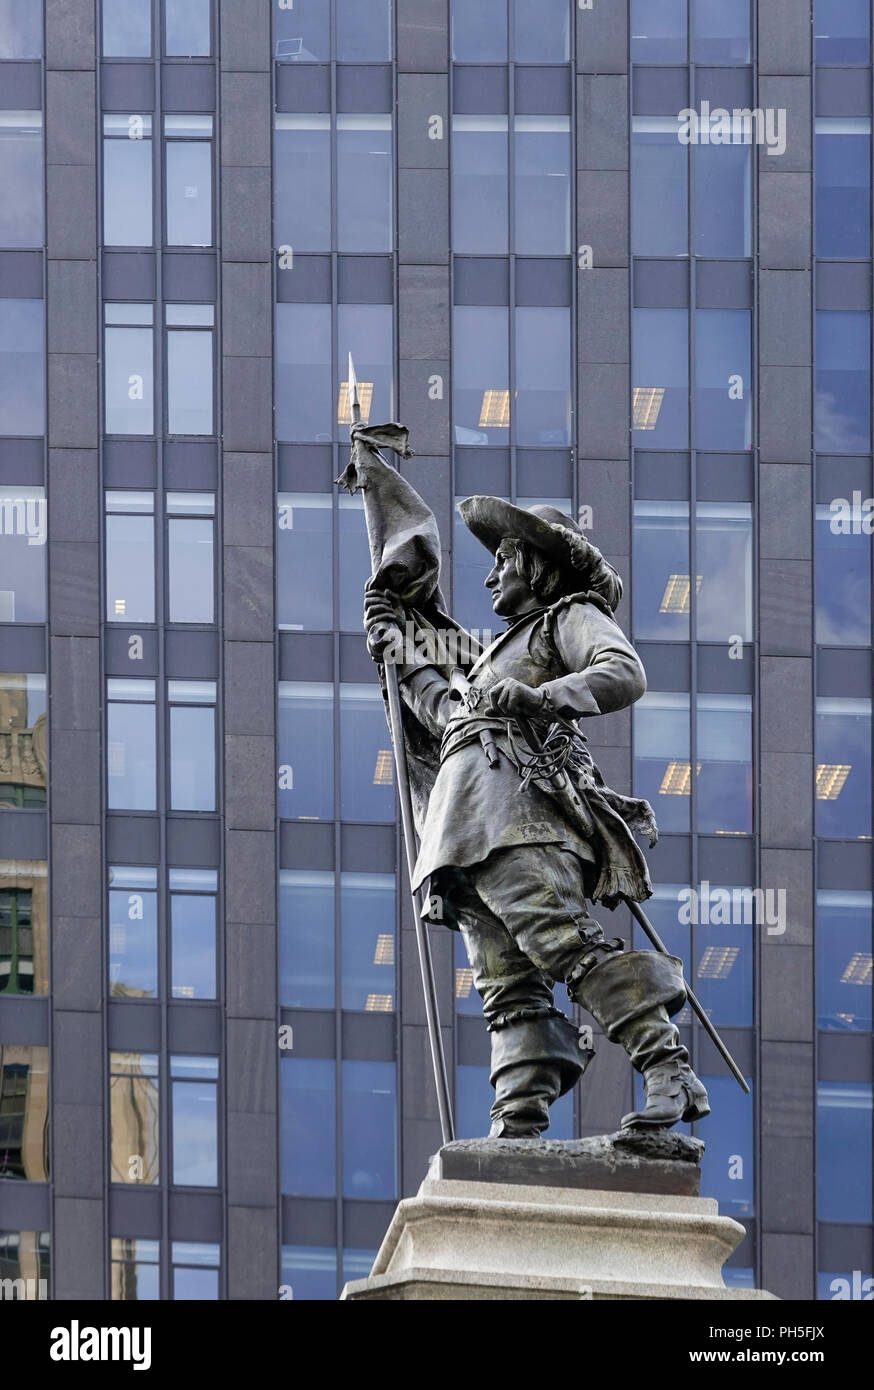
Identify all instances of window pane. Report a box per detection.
[694,142,751,257]
[110,1052,159,1184]
[815,311,871,453]
[0,299,44,435]
[696,502,752,642]
[632,120,688,257]
[105,326,153,435]
[280,870,335,1010]
[633,502,690,641]
[514,0,570,62]
[172,1076,217,1186]
[340,684,394,822]
[514,117,570,254]
[817,1083,872,1222]
[337,116,392,252]
[453,306,509,445]
[280,1058,336,1196]
[634,692,691,833]
[817,890,872,1032]
[166,141,212,246]
[168,517,213,621]
[173,1266,218,1299]
[0,862,48,996]
[698,1076,754,1217]
[0,0,42,58]
[452,0,507,61]
[815,121,871,259]
[102,0,151,57]
[0,1045,49,1180]
[104,119,153,246]
[456,1064,493,1139]
[515,307,571,446]
[336,0,391,61]
[277,493,333,631]
[338,493,371,631]
[695,310,751,451]
[170,706,215,812]
[341,872,395,1011]
[167,331,213,435]
[633,309,689,448]
[275,115,330,252]
[0,112,42,248]
[815,506,871,646]
[106,513,155,623]
[109,885,158,999]
[278,683,334,820]
[453,493,508,637]
[0,488,47,623]
[275,0,329,61]
[452,117,508,254]
[696,695,752,835]
[693,0,750,63]
[276,304,332,442]
[815,0,870,64]
[338,304,393,439]
[342,1060,396,1200]
[631,0,687,63]
[108,701,156,810]
[165,0,210,56]
[281,1246,337,1301]
[0,675,47,810]
[171,895,216,1000]
[111,1239,160,1301]
[816,698,872,840]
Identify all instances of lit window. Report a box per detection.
[105,491,155,624]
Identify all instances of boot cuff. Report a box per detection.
[489,1011,593,1097]
[572,950,686,1037]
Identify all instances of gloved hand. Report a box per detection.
[483,677,546,719]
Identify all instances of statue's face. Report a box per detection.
[485,542,539,619]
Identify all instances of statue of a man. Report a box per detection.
[362,493,710,1140]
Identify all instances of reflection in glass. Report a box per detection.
[171,885,216,1000]
[276,303,332,442]
[280,1057,337,1196]
[0,1230,50,1300]
[342,1060,397,1199]
[0,674,47,809]
[452,116,508,254]
[632,119,688,257]
[634,692,691,833]
[452,0,507,60]
[168,517,214,621]
[338,303,393,438]
[278,494,333,631]
[165,119,212,246]
[696,695,753,836]
[103,115,153,247]
[694,141,751,257]
[0,487,46,623]
[695,310,752,451]
[274,115,330,251]
[281,1246,337,1301]
[514,0,570,62]
[110,1051,159,1184]
[814,0,870,64]
[693,0,751,63]
[815,506,871,646]
[274,0,328,60]
[105,304,154,435]
[514,118,571,254]
[171,1056,218,1187]
[336,0,392,61]
[107,680,157,810]
[172,1243,219,1300]
[631,0,687,63]
[165,0,210,56]
[815,311,871,453]
[453,306,509,446]
[817,1082,872,1222]
[0,112,42,248]
[0,1045,48,1179]
[106,494,155,623]
[103,0,151,57]
[516,307,571,446]
[816,697,872,840]
[340,684,395,822]
[111,1238,160,1301]
[341,872,396,1011]
[0,860,47,995]
[0,299,44,435]
[697,502,753,642]
[169,684,216,812]
[815,120,871,259]
[698,1076,753,1216]
[816,890,872,1032]
[278,682,334,820]
[109,866,158,999]
[0,0,43,58]
[633,309,689,448]
[280,869,335,1010]
[633,502,690,641]
[337,116,392,252]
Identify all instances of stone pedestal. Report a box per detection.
[341,1136,778,1301]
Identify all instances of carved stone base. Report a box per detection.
[341,1138,778,1302]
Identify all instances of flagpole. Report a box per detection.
[348,355,455,1144]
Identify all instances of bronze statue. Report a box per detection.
[340,382,719,1141]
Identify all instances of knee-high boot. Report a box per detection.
[487,1008,594,1139]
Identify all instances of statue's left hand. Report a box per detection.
[483,677,545,719]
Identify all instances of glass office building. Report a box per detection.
[0,0,870,1301]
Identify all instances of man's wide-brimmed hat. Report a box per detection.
[458,495,623,613]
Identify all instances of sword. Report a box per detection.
[513,712,750,1097]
